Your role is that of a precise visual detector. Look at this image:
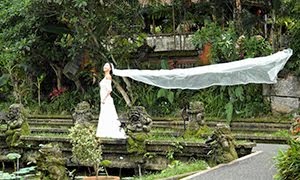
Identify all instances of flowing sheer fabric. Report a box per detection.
[96,78,126,139]
[113,49,293,90]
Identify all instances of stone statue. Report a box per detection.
[183,101,206,138]
[126,106,152,154]
[186,101,205,131]
[126,106,152,133]
[0,111,8,130]
[72,101,93,126]
[5,104,30,147]
[36,143,68,180]
[205,123,238,166]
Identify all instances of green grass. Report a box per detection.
[148,132,206,143]
[133,160,209,180]
[205,115,292,123]
[234,130,291,137]
[26,132,69,138]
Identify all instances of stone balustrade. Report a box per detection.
[146,33,195,52]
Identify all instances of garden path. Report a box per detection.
[183,143,288,180]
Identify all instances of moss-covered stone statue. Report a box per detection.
[126,106,152,154]
[183,101,208,138]
[0,111,8,128]
[72,101,93,126]
[36,143,68,180]
[205,123,238,166]
[5,104,30,147]
[187,101,205,130]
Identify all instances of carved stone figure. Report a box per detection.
[0,111,8,130]
[36,143,68,180]
[72,101,93,125]
[126,106,152,133]
[5,104,30,147]
[205,123,238,166]
[126,106,152,154]
[186,101,205,131]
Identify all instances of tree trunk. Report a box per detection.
[50,63,63,89]
[122,77,134,102]
[113,79,132,107]
[234,0,242,31]
[270,9,275,50]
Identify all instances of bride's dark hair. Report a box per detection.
[107,62,113,75]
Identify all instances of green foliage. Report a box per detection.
[165,141,183,161]
[133,160,208,180]
[44,91,80,115]
[0,0,286,117]
[100,160,111,176]
[157,89,174,104]
[275,139,300,180]
[191,85,270,120]
[127,132,148,154]
[14,166,36,175]
[184,125,213,139]
[6,153,21,160]
[1,0,145,110]
[0,0,36,102]
[132,82,269,119]
[191,21,223,50]
[0,171,21,180]
[240,36,272,58]
[271,0,300,76]
[68,124,103,175]
[192,21,272,64]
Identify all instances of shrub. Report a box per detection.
[274,139,300,180]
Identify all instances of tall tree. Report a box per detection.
[1,0,146,106]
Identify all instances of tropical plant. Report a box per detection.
[6,153,21,172]
[33,74,46,107]
[1,0,146,109]
[275,138,300,180]
[0,166,36,179]
[69,124,103,178]
[192,21,272,64]
[0,0,36,103]
[191,84,269,122]
[191,21,223,51]
[285,9,300,76]
[271,0,300,76]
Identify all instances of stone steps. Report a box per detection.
[26,116,292,132]
[21,115,293,144]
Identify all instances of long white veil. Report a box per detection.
[113,49,293,90]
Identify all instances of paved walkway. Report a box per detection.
[183,143,289,180]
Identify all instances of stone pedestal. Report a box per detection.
[263,75,300,114]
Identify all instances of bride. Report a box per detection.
[96,62,126,139]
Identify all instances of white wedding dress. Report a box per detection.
[96,78,126,139]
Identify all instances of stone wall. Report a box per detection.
[263,75,300,114]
